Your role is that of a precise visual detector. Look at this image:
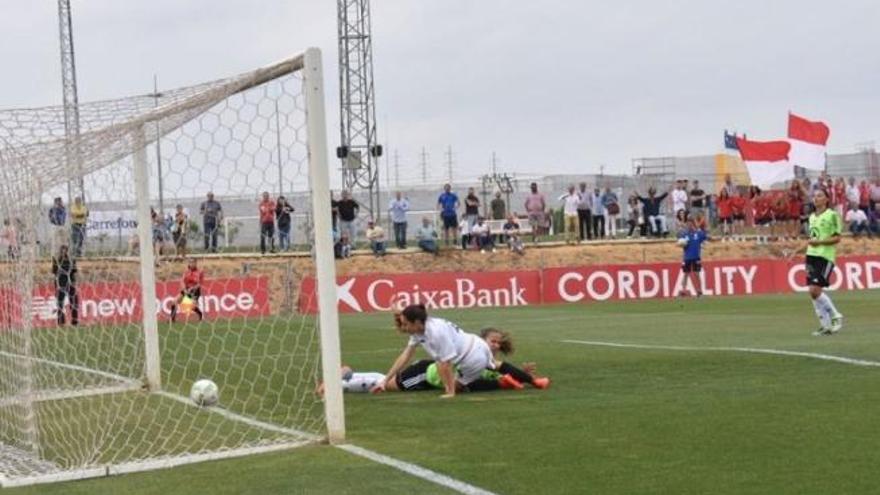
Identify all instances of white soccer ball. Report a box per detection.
[676,237,688,247]
[190,379,219,407]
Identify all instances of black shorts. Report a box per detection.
[682,260,702,273]
[181,288,201,300]
[719,217,733,225]
[395,360,436,391]
[755,217,772,226]
[733,214,746,221]
[805,255,834,288]
[441,214,458,230]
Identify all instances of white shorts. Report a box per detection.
[455,337,495,385]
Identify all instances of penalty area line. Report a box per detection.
[336,444,498,495]
[561,340,880,368]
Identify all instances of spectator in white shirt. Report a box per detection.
[601,187,620,238]
[845,177,860,207]
[502,214,525,255]
[558,185,581,244]
[458,217,472,250]
[671,180,689,214]
[471,216,494,252]
[365,219,387,256]
[845,203,869,237]
[388,192,410,249]
[415,217,439,254]
[576,183,593,241]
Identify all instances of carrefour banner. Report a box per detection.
[87,210,139,236]
[298,256,880,314]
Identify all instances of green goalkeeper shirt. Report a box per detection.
[806,208,842,263]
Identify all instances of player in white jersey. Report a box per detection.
[372,304,495,398]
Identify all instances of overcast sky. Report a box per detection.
[2,0,879,185]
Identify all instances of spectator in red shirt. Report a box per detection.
[752,189,773,244]
[716,188,733,240]
[729,189,747,241]
[170,258,204,322]
[771,192,789,239]
[258,191,276,254]
[858,180,871,215]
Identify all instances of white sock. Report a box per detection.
[816,293,841,318]
[342,372,386,393]
[812,299,831,328]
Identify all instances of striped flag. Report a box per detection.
[787,112,829,171]
[736,138,793,188]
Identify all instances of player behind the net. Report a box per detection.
[169,258,205,322]
[800,188,844,335]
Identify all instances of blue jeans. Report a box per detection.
[278,224,291,250]
[393,222,407,248]
[71,224,86,257]
[371,241,386,255]
[204,221,218,252]
[418,239,438,254]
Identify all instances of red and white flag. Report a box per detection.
[787,112,829,171]
[736,137,793,188]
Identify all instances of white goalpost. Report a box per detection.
[0,47,343,487]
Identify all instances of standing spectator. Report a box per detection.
[845,177,860,209]
[275,196,294,251]
[858,180,871,215]
[635,186,669,237]
[199,192,223,253]
[365,219,387,256]
[602,186,620,238]
[716,188,733,240]
[690,180,706,219]
[722,174,737,197]
[258,191,276,255]
[437,183,460,247]
[523,182,546,244]
[170,258,205,322]
[471,217,494,253]
[671,180,689,215]
[832,178,847,217]
[458,216,472,250]
[870,178,880,212]
[337,233,352,259]
[2,219,18,260]
[336,190,360,244]
[730,189,748,241]
[558,185,581,245]
[753,189,773,244]
[48,197,67,254]
[415,216,439,254]
[172,204,189,260]
[150,207,167,262]
[464,187,480,229]
[490,192,506,221]
[625,194,642,238]
[787,181,805,239]
[576,183,593,241]
[503,214,525,255]
[69,196,89,257]
[591,188,605,239]
[845,203,869,237]
[388,191,410,249]
[330,191,339,230]
[52,245,78,326]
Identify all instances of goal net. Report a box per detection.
[0,48,343,486]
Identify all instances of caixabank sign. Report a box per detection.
[298,256,880,313]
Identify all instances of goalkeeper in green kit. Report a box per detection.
[802,188,844,336]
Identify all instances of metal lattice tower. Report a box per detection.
[337,0,381,217]
[57,0,85,201]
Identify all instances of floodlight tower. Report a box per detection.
[337,0,382,218]
[57,0,85,201]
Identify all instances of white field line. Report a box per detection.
[0,384,142,408]
[336,444,499,495]
[562,340,880,367]
[0,351,495,495]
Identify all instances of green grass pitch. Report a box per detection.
[6,290,880,494]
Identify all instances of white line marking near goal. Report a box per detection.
[561,340,880,367]
[336,444,498,495]
[0,384,142,408]
[0,350,140,385]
